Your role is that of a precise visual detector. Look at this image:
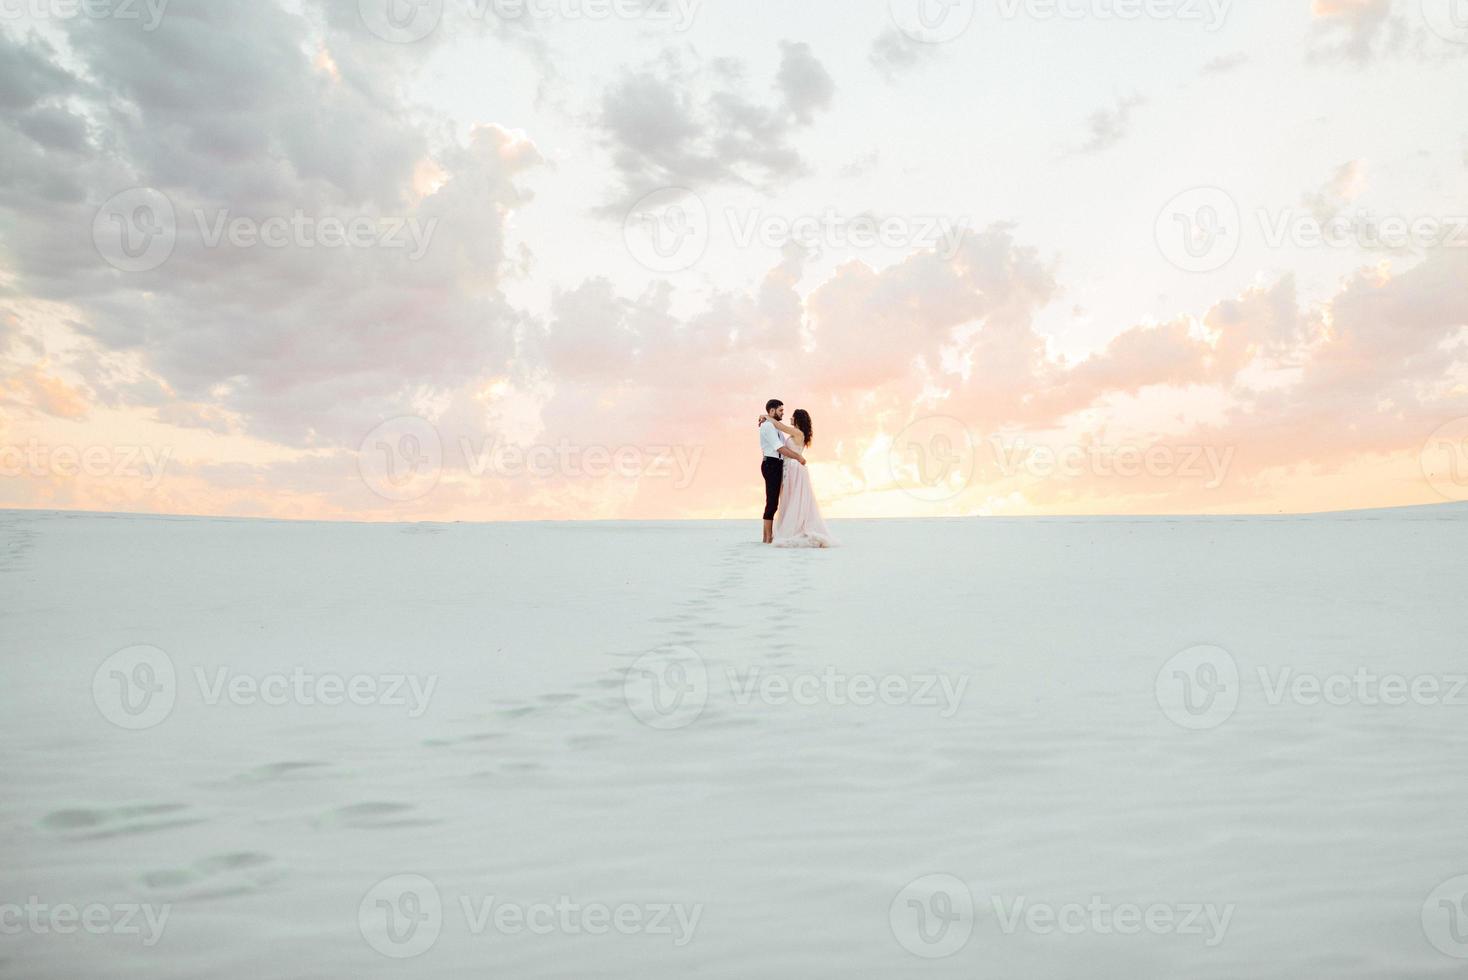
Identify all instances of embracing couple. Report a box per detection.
[758,400,837,549]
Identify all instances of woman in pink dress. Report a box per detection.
[764,409,838,549]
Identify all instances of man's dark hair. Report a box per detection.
[766,399,784,413]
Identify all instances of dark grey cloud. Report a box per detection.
[0,30,78,111]
[868,26,935,79]
[776,41,834,124]
[0,0,540,447]
[1202,52,1249,74]
[598,41,835,205]
[1070,95,1146,156]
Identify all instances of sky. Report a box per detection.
[1,0,1467,521]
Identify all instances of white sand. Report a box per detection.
[2,505,1467,977]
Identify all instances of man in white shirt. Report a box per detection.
[759,399,806,544]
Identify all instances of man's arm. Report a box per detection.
[778,444,806,466]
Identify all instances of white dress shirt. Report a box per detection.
[759,419,786,459]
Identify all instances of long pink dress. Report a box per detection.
[772,433,838,548]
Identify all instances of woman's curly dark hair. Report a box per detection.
[792,409,813,448]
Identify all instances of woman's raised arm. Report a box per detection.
[759,415,801,437]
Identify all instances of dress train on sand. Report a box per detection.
[772,434,837,548]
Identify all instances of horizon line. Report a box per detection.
[3,501,1464,528]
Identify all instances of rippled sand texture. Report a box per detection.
[1,507,1466,978]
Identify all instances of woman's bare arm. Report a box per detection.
[758,415,801,437]
[777,444,806,466]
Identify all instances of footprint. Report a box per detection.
[234,761,331,782]
[143,852,277,900]
[470,762,547,780]
[423,732,507,748]
[319,802,432,829]
[566,734,608,750]
[42,803,205,840]
[197,852,272,874]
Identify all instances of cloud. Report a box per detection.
[154,400,239,435]
[868,27,935,79]
[1,0,1464,521]
[1308,0,1407,63]
[1191,248,1468,478]
[372,241,1468,516]
[0,33,91,208]
[0,3,542,448]
[776,41,835,125]
[1070,95,1146,156]
[0,29,78,112]
[1203,276,1308,374]
[1201,52,1249,74]
[1301,159,1368,223]
[4,214,1464,519]
[0,362,90,419]
[598,42,835,205]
